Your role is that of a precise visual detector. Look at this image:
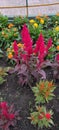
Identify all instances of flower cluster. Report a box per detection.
[36,16,45,24]
[29,17,44,28]
[0,24,20,49]
[8,23,14,29]
[12,24,52,64]
[29,80,55,128]
[55,26,59,32]
[0,101,19,130]
[8,24,53,86]
[32,80,56,103]
[29,19,38,28]
[7,42,23,59]
[29,106,53,128]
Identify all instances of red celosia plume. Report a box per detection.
[21,24,33,55]
[46,38,52,54]
[21,25,52,64]
[34,34,52,63]
[13,41,19,57]
[34,33,44,54]
[0,102,15,120]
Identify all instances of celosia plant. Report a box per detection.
[0,101,19,130]
[32,80,56,103]
[29,80,55,128]
[29,106,54,128]
[9,24,53,87]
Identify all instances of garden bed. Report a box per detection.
[0,57,59,130]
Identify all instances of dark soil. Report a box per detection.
[0,57,59,130]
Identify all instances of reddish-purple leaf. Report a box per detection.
[38,69,46,79]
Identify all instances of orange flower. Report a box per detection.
[48,81,53,87]
[36,16,41,20]
[56,45,59,51]
[8,53,13,59]
[40,83,44,91]
[2,31,4,35]
[17,43,23,48]
[30,115,35,121]
[8,23,14,28]
[45,91,50,98]
[56,13,59,16]
[36,14,42,19]
[44,15,49,19]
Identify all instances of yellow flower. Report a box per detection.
[54,37,56,41]
[4,34,8,38]
[55,21,58,24]
[8,23,14,28]
[55,26,59,31]
[40,18,44,24]
[8,53,13,59]
[7,48,10,52]
[8,29,10,32]
[58,39,59,42]
[17,43,23,48]
[56,45,59,51]
[33,23,38,28]
[12,49,14,52]
[14,33,17,36]
[29,19,35,24]
[13,28,17,32]
[2,31,4,35]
